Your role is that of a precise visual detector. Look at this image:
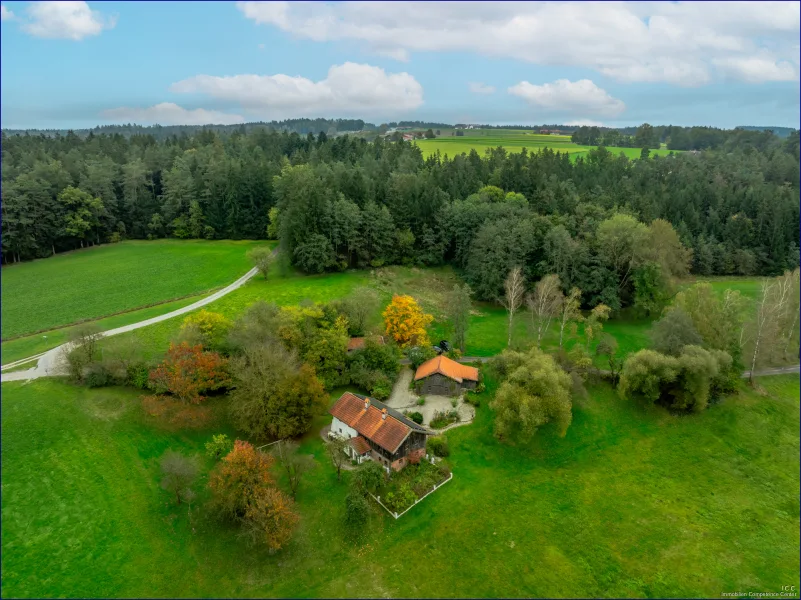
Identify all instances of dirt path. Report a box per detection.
[1,266,259,383]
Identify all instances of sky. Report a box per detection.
[1,1,799,130]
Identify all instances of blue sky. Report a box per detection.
[1,1,799,129]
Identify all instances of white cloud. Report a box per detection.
[469,82,495,95]
[1,5,14,21]
[566,119,606,127]
[258,43,265,49]
[22,1,116,40]
[236,1,800,86]
[170,62,424,118]
[102,103,245,126]
[509,79,626,117]
[713,53,799,83]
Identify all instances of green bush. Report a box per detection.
[417,396,426,406]
[84,364,111,388]
[384,482,416,513]
[127,363,152,389]
[430,409,460,429]
[370,373,392,401]
[205,434,234,460]
[427,436,450,457]
[405,411,424,424]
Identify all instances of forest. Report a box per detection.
[2,125,799,310]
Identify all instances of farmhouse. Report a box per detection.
[346,335,385,353]
[329,392,433,471]
[414,355,479,396]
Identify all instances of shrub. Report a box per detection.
[383,482,416,513]
[430,409,460,429]
[127,362,151,389]
[405,411,424,424]
[344,491,369,541]
[417,396,426,406]
[205,434,234,460]
[352,461,385,496]
[84,364,111,388]
[407,345,437,370]
[427,436,450,457]
[370,372,393,401]
[149,342,231,404]
[618,345,732,412]
[180,310,232,350]
[247,246,274,279]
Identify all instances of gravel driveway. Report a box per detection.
[386,367,475,428]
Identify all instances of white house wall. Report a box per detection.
[331,416,359,439]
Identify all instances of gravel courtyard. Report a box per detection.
[385,367,475,428]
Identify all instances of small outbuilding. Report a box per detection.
[414,355,479,396]
[346,335,386,353]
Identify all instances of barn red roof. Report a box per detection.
[348,436,371,455]
[414,355,479,383]
[329,392,429,454]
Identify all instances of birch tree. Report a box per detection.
[527,274,564,347]
[500,267,526,347]
[558,287,583,348]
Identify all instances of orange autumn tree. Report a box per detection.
[383,295,433,348]
[149,342,231,404]
[208,440,298,551]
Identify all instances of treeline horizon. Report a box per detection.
[3,119,796,141]
[2,126,798,311]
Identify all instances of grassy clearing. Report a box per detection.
[414,131,677,161]
[101,265,763,367]
[1,239,271,339]
[2,373,797,597]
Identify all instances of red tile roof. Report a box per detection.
[329,392,428,454]
[349,436,371,455]
[414,355,479,383]
[347,336,385,351]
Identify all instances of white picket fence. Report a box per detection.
[369,471,454,519]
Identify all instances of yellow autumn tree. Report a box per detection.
[383,295,433,348]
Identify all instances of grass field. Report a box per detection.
[1,240,271,340]
[2,372,797,597]
[93,265,768,369]
[414,131,677,161]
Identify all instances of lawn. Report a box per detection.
[1,239,272,340]
[2,373,797,597]
[414,131,677,161]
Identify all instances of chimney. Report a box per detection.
[364,398,370,411]
[382,408,388,420]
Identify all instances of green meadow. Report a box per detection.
[413,130,678,161]
[2,373,797,597]
[1,239,271,340]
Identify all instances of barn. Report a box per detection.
[414,355,479,396]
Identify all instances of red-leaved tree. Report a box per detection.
[208,440,299,551]
[149,342,231,404]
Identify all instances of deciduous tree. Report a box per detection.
[490,347,573,441]
[500,267,525,347]
[446,283,472,352]
[650,307,703,356]
[148,342,231,403]
[383,295,433,348]
[527,274,563,347]
[160,450,200,505]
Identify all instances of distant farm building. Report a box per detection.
[414,355,479,396]
[329,392,433,471]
